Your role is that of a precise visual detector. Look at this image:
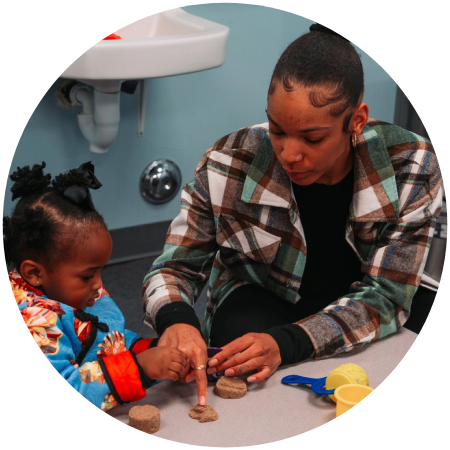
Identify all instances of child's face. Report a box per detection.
[39,227,112,310]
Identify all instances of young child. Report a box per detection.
[4,162,189,411]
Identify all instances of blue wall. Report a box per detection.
[4,3,397,231]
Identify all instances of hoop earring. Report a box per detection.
[352,134,357,149]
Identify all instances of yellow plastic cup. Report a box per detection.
[334,384,374,417]
[325,363,369,403]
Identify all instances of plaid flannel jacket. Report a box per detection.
[143,119,443,359]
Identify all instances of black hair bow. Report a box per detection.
[63,162,102,211]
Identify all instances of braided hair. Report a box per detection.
[269,23,364,132]
[3,162,107,271]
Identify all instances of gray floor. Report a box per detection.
[101,256,208,339]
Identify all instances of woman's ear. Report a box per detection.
[20,260,45,287]
[352,102,369,135]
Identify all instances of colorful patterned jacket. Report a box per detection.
[12,270,154,411]
[143,119,443,359]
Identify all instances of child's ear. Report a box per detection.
[20,260,46,288]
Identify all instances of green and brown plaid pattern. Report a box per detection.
[143,119,442,359]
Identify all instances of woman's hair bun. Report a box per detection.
[309,23,349,42]
[10,162,51,201]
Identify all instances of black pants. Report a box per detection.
[209,284,436,347]
[403,286,437,333]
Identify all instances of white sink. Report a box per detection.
[59,8,229,153]
[61,8,229,80]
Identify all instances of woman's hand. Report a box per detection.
[207,332,282,382]
[158,323,209,405]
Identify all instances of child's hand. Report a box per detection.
[136,346,190,381]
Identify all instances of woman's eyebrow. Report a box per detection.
[299,126,332,133]
[266,112,280,127]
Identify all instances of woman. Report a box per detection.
[142,24,442,406]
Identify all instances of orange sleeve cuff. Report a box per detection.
[101,351,146,403]
[130,338,155,354]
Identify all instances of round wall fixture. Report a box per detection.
[140,159,182,204]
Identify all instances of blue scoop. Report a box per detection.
[281,374,335,395]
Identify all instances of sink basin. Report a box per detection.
[61,8,229,80]
[58,8,229,153]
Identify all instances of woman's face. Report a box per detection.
[266,81,367,186]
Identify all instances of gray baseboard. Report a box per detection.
[108,220,171,265]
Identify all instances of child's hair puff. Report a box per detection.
[10,163,52,201]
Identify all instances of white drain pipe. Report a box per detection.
[70,83,120,153]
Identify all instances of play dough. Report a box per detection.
[325,363,369,402]
[189,404,219,422]
[213,376,247,399]
[128,405,161,433]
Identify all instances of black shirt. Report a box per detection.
[266,169,365,365]
[294,168,363,311]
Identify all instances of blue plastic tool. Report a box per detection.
[281,374,335,395]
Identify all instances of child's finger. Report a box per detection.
[169,348,189,367]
